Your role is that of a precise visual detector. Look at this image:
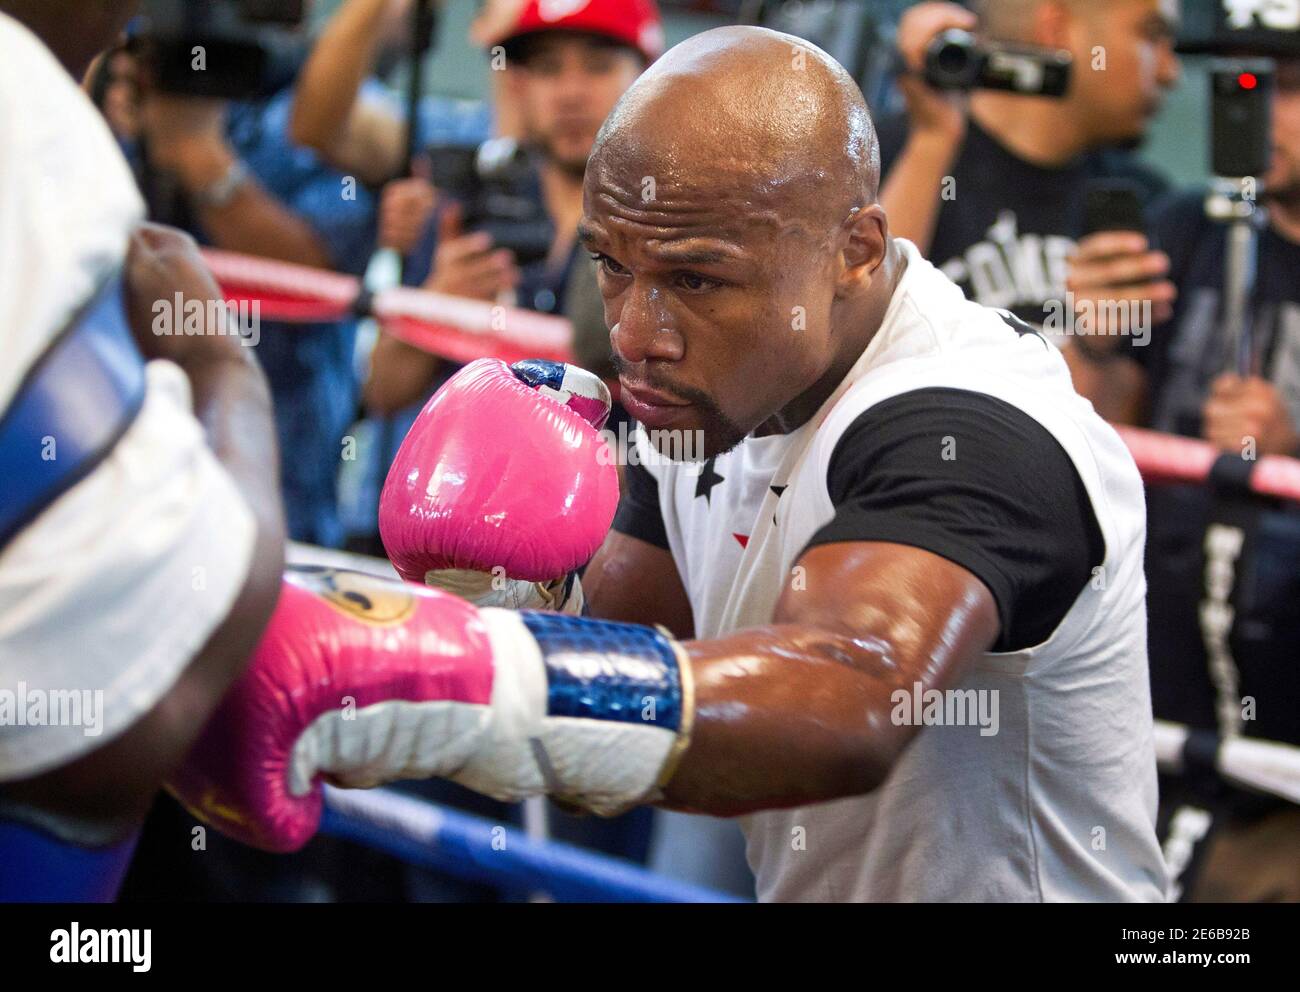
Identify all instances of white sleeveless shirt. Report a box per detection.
[635,240,1169,901]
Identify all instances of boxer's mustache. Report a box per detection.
[611,356,710,408]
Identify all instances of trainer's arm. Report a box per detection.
[660,542,997,816]
[0,228,286,837]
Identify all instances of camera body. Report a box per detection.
[923,29,1072,98]
[1209,57,1276,178]
[132,0,306,100]
[425,139,554,269]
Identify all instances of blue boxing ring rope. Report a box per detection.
[319,786,747,904]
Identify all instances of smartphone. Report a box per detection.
[1210,58,1274,179]
[1082,180,1146,237]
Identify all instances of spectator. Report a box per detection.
[878,0,1179,325]
[291,0,661,414]
[1064,34,1300,902]
[109,41,378,549]
[290,0,505,185]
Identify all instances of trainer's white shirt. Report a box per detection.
[636,239,1169,901]
[0,13,256,780]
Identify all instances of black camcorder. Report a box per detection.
[425,139,555,269]
[923,29,1072,98]
[131,0,306,100]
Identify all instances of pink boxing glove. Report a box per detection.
[379,358,618,609]
[168,567,495,851]
[169,566,694,852]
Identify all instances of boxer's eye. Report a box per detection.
[676,271,719,292]
[590,252,627,277]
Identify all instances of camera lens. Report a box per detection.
[934,41,970,76]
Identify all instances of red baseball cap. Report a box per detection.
[494,0,665,64]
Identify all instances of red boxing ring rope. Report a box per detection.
[204,250,1300,502]
[1113,424,1300,503]
[203,249,574,365]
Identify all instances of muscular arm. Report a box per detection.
[583,494,997,817]
[596,391,1097,818]
[663,542,998,816]
[289,0,406,185]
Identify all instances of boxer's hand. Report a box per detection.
[1202,374,1299,457]
[895,2,976,142]
[379,358,618,613]
[378,177,437,253]
[169,567,690,852]
[423,202,520,301]
[124,222,242,367]
[1065,231,1176,352]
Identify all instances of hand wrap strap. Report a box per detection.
[460,610,695,816]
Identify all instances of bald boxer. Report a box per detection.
[0,3,284,900]
[184,26,1168,902]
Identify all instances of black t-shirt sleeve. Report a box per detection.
[611,458,670,549]
[806,389,1105,652]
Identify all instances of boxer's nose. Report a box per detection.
[609,285,685,366]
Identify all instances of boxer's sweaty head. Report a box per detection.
[580,25,892,461]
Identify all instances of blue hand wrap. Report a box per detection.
[519,612,684,732]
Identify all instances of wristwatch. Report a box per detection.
[193,159,250,209]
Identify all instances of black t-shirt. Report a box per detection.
[875,112,1168,325]
[614,388,1104,653]
[1123,191,1300,761]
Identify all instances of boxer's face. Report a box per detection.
[581,157,844,461]
[1066,0,1180,145]
[1266,60,1300,204]
[512,34,644,176]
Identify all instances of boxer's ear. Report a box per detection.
[836,203,887,297]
